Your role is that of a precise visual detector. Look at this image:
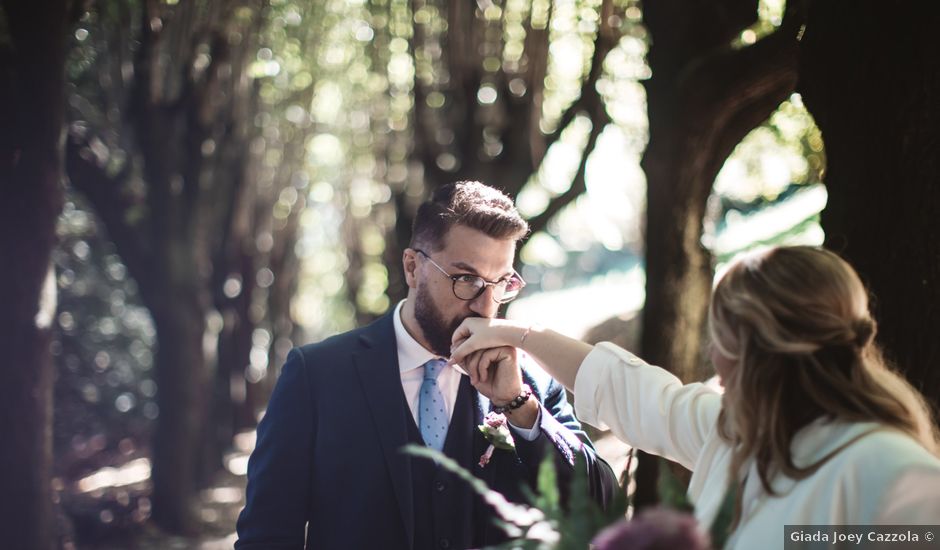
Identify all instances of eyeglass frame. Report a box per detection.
[413,248,526,304]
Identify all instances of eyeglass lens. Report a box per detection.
[452,276,522,303]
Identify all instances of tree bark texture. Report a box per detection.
[799,1,940,411]
[0,1,68,548]
[65,0,275,532]
[640,0,803,383]
[636,0,803,509]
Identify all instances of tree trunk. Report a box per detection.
[65,0,278,531]
[150,294,210,533]
[640,0,802,381]
[0,1,68,548]
[799,1,940,411]
[636,0,803,508]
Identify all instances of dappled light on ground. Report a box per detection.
[76,458,151,494]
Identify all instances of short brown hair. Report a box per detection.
[410,181,529,251]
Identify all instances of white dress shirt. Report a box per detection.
[574,342,940,550]
[393,301,539,439]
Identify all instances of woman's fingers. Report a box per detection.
[449,331,489,366]
[448,339,474,366]
[451,321,473,347]
[448,318,522,368]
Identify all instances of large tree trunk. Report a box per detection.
[150,295,210,532]
[637,0,803,507]
[65,0,283,531]
[0,1,68,548]
[640,0,802,381]
[799,2,940,411]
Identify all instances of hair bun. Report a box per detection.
[851,318,876,349]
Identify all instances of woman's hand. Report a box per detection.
[448,317,526,367]
[451,317,594,392]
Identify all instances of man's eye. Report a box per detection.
[456,275,480,285]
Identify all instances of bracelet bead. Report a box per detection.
[492,384,533,415]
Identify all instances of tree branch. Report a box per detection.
[678,0,804,122]
[666,0,804,197]
[539,0,621,162]
[526,113,605,236]
[515,0,621,220]
[409,0,446,186]
[508,0,552,181]
[65,131,157,294]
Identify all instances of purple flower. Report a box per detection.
[478,412,515,468]
[592,507,710,550]
[484,412,507,428]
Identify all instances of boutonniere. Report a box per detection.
[478,412,515,467]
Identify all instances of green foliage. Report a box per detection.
[402,444,541,540]
[404,444,629,549]
[535,455,560,513]
[708,481,738,550]
[53,193,157,470]
[552,454,609,550]
[706,95,828,263]
[656,460,694,512]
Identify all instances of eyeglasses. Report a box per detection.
[414,249,526,304]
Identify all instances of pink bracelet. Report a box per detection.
[519,324,534,347]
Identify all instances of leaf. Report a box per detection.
[708,481,737,550]
[556,454,607,550]
[657,459,694,512]
[535,453,560,515]
[403,444,633,550]
[401,444,543,538]
[602,472,629,526]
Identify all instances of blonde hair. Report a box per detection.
[708,246,939,526]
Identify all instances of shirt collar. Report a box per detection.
[393,300,441,374]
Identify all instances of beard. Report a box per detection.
[413,282,480,357]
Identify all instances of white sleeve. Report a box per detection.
[573,342,722,470]
[875,464,940,524]
[508,406,542,441]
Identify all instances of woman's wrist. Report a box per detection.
[516,322,541,349]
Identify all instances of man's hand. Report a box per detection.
[462,345,520,402]
[461,345,538,429]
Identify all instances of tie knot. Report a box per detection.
[423,359,446,381]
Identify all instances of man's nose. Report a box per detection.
[468,285,500,318]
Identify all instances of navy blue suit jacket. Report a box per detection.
[236,312,616,549]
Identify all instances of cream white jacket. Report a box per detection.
[574,342,940,549]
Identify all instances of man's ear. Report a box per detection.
[403,248,419,289]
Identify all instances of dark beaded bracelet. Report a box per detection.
[492,384,533,415]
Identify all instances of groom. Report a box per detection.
[236,181,617,549]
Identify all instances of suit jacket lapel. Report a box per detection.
[353,313,415,550]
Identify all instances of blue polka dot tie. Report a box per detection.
[419,359,448,452]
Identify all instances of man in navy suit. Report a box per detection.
[236,181,617,549]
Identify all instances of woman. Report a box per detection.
[448,246,940,548]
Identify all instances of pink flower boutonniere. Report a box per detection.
[478,412,516,468]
